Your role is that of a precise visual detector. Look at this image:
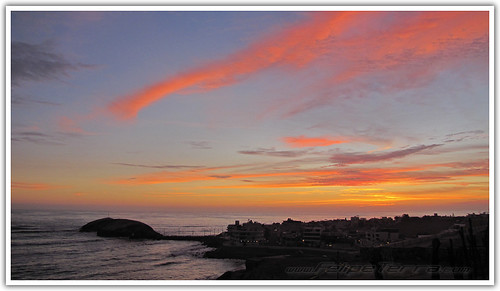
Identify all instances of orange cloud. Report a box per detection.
[107,12,360,120]
[78,11,488,125]
[339,11,488,76]
[108,159,488,190]
[12,182,67,191]
[282,135,347,148]
[280,11,489,117]
[108,167,339,186]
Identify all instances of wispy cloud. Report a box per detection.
[330,144,442,166]
[311,165,488,187]
[446,130,485,137]
[443,130,487,143]
[209,175,232,179]
[279,11,489,117]
[11,41,94,86]
[58,116,96,136]
[12,122,94,145]
[107,12,359,120]
[12,95,61,106]
[113,162,203,169]
[187,141,212,149]
[67,11,486,128]
[106,153,487,189]
[12,181,67,191]
[238,147,309,158]
[205,163,488,189]
[11,131,64,145]
[282,135,347,148]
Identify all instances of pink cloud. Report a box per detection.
[282,135,348,148]
[281,11,489,117]
[58,116,88,134]
[107,12,360,120]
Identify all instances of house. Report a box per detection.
[362,228,400,246]
[226,220,265,245]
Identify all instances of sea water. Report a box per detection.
[10,208,420,280]
[10,209,248,280]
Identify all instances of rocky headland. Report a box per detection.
[79,217,223,246]
[79,217,164,239]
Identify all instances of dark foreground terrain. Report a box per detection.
[80,217,489,280]
[206,244,488,280]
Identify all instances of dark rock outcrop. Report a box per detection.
[80,217,163,239]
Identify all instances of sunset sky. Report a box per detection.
[9,9,491,217]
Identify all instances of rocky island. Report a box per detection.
[79,217,223,246]
[80,217,164,239]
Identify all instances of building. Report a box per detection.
[362,228,400,246]
[226,220,265,245]
[279,218,303,246]
[350,216,360,227]
[303,225,323,247]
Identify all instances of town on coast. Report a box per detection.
[205,212,489,279]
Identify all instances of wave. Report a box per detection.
[167,243,213,258]
[11,225,38,230]
[155,261,179,267]
[11,238,104,247]
[11,229,76,234]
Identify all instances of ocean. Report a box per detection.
[10,209,249,280]
[11,208,460,281]
[10,208,337,280]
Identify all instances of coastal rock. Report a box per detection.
[80,217,163,239]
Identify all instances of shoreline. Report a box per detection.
[202,244,361,280]
[77,215,489,280]
[201,244,488,280]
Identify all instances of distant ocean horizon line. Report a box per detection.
[10,205,488,222]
